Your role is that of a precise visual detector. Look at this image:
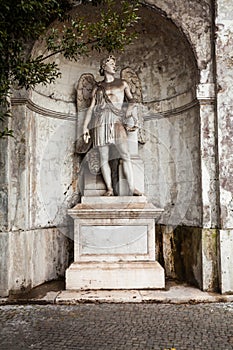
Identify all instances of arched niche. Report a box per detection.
[29,4,201,229]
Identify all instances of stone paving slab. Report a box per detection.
[57,289,143,304]
[2,280,233,305]
[57,285,233,304]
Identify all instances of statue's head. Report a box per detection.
[99,55,116,76]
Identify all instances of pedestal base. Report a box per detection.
[66,261,165,290]
[66,197,165,290]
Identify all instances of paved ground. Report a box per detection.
[0,303,233,350]
[4,279,233,304]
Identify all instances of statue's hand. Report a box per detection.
[124,113,139,132]
[125,110,132,119]
[83,129,90,144]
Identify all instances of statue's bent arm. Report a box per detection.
[123,80,136,118]
[83,86,97,140]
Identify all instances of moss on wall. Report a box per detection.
[156,225,219,291]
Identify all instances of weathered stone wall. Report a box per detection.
[156,225,219,291]
[0,228,69,296]
[0,232,9,296]
[144,0,213,81]
[143,1,219,230]
[0,99,71,296]
[142,107,201,227]
[140,1,223,292]
[215,3,233,227]
[1,0,233,294]
[215,0,233,293]
[0,136,8,231]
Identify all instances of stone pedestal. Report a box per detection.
[66,197,165,290]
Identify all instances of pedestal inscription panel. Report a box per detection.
[80,224,148,255]
[74,215,155,262]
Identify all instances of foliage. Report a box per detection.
[0,0,140,138]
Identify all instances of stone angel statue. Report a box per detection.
[75,55,145,196]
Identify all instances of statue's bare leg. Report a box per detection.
[99,145,114,196]
[116,139,142,196]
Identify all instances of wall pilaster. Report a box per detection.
[215,0,233,293]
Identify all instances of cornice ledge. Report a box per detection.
[11,96,76,121]
[144,99,199,120]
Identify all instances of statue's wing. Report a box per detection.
[121,67,142,103]
[76,73,96,111]
[75,73,96,154]
[121,68,146,144]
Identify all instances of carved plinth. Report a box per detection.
[66,197,165,290]
[66,261,165,290]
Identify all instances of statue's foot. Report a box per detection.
[133,188,143,196]
[103,189,114,196]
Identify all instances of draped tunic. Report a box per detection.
[92,85,127,147]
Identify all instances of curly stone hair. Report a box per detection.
[99,55,116,76]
